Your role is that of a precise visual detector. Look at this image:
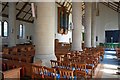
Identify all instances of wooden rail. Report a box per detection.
[1,67,21,80]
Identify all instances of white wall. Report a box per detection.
[1,17,34,45]
[96,3,118,44]
[16,21,33,44]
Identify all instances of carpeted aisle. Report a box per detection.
[96,49,120,79]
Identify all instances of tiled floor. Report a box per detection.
[96,49,120,79]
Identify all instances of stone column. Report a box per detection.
[34,2,56,67]
[72,2,82,51]
[91,3,96,47]
[8,2,16,47]
[84,2,92,48]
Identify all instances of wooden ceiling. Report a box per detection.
[0,1,119,23]
[0,2,34,23]
[102,1,120,13]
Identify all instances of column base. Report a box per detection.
[34,54,57,67]
[71,48,83,51]
[92,46,96,48]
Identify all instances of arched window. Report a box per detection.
[19,24,23,38]
[3,21,8,37]
[0,21,2,36]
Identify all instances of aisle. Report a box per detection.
[99,50,120,79]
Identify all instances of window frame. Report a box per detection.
[19,24,24,38]
[2,21,8,37]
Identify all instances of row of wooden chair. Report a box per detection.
[50,60,93,79]
[1,58,32,77]
[56,47,104,62]
[2,45,35,63]
[55,39,71,59]
[57,51,100,68]
[32,64,87,79]
[2,45,35,55]
[52,47,104,78]
[1,53,33,63]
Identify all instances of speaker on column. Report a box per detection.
[31,3,36,17]
[96,36,98,41]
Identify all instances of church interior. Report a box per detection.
[0,0,120,79]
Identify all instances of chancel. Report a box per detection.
[0,0,120,79]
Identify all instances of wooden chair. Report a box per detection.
[10,47,18,55]
[20,47,26,52]
[2,54,12,60]
[60,61,72,69]
[12,55,19,61]
[85,59,94,78]
[32,65,44,79]
[58,68,74,79]
[116,48,120,59]
[99,47,104,61]
[73,62,92,79]
[2,63,7,71]
[74,70,86,79]
[20,57,27,62]
[26,46,32,51]
[61,56,70,62]
[70,56,81,63]
[50,60,60,68]
[3,48,9,54]
[43,66,56,79]
[7,61,16,70]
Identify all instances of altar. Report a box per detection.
[100,43,120,48]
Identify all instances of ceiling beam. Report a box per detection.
[2,14,8,18]
[1,3,33,23]
[68,4,72,13]
[2,2,8,12]
[2,13,33,23]
[16,2,28,18]
[117,2,120,11]
[56,2,63,7]
[16,8,31,15]
[102,2,120,13]
[31,20,34,23]
[62,0,66,6]
[2,2,8,7]
[22,7,31,19]
[16,17,33,23]
[2,3,31,15]
[56,2,71,14]
[16,2,19,5]
[27,14,32,21]
[110,2,118,9]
